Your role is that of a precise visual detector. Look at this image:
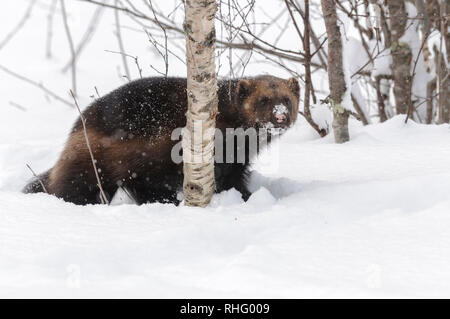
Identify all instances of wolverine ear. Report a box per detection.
[287,77,300,97]
[237,79,252,100]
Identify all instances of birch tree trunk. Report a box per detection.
[321,0,349,143]
[387,0,412,115]
[182,0,218,207]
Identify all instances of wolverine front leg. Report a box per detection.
[215,163,252,201]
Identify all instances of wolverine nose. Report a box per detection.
[275,114,287,123]
[273,104,289,124]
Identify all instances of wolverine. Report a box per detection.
[24,75,299,205]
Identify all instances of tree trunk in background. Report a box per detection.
[387,0,412,116]
[375,76,388,123]
[321,0,349,143]
[437,54,449,123]
[426,78,437,124]
[437,0,450,123]
[443,0,450,123]
[302,0,327,137]
[445,0,450,64]
[183,0,218,207]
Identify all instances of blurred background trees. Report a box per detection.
[1,0,449,140]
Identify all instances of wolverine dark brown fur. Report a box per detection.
[24,75,299,205]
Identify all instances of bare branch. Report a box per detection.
[105,49,142,78]
[9,101,27,112]
[46,0,57,59]
[296,0,326,137]
[70,90,109,205]
[62,3,105,72]
[0,0,37,51]
[0,64,73,107]
[114,0,131,80]
[60,0,77,96]
[147,0,169,77]
[26,164,48,194]
[406,31,430,123]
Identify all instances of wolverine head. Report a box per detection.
[236,75,300,130]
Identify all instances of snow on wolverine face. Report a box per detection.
[237,76,300,130]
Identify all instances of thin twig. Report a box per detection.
[0,0,37,51]
[60,0,77,96]
[114,0,131,80]
[70,90,109,205]
[297,0,325,137]
[62,3,105,72]
[26,164,48,194]
[76,0,317,68]
[405,31,430,123]
[105,49,142,78]
[227,0,234,97]
[94,86,101,98]
[0,64,73,107]
[147,0,169,76]
[291,0,328,68]
[46,0,57,59]
[9,101,27,112]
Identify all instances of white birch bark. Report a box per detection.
[321,0,350,143]
[182,0,218,207]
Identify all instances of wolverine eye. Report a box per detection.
[260,97,270,106]
[283,97,291,108]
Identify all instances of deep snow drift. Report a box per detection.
[1,0,450,298]
[1,116,450,298]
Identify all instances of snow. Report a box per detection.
[2,112,450,298]
[310,103,332,131]
[372,49,392,77]
[2,0,450,298]
[351,82,371,124]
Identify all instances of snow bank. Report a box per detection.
[2,116,450,298]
